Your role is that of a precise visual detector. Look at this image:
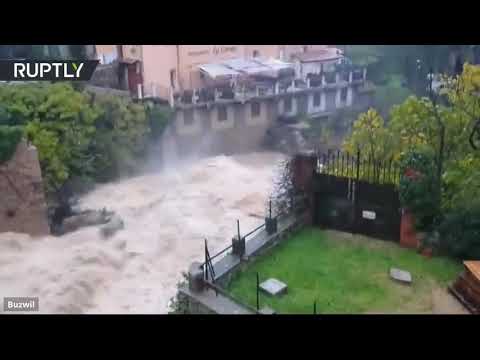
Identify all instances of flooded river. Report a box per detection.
[0,151,285,313]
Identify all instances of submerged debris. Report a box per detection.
[100,215,125,239]
[59,208,114,235]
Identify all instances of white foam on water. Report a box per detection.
[0,151,284,314]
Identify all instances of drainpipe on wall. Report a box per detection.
[176,45,182,91]
[139,46,145,95]
[116,45,123,60]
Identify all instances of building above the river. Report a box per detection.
[92,45,371,106]
[90,45,376,165]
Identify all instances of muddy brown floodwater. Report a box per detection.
[0,151,285,314]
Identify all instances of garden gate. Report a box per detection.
[313,150,402,242]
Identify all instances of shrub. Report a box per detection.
[435,203,480,260]
[0,125,23,164]
[0,83,172,201]
[146,104,172,141]
[168,272,190,314]
[399,150,439,232]
[90,93,151,182]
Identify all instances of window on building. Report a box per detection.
[252,50,260,58]
[251,102,261,118]
[341,87,348,102]
[218,106,227,121]
[170,69,176,89]
[284,97,293,113]
[313,92,321,107]
[184,109,194,126]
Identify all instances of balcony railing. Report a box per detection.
[157,67,368,107]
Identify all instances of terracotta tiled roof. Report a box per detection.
[292,48,343,63]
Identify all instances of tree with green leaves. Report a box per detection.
[0,83,100,194]
[343,63,480,257]
[0,82,172,204]
[343,108,395,182]
[344,63,480,204]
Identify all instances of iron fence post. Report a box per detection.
[337,149,340,176]
[256,272,260,311]
[204,239,208,281]
[354,149,361,235]
[356,149,361,182]
[237,219,241,241]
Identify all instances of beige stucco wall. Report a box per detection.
[243,45,281,59]
[177,45,244,89]
[141,45,178,96]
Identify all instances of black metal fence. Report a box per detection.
[316,149,401,186]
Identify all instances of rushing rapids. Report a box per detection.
[0,151,285,314]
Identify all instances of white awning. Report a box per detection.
[198,57,295,80]
[221,58,272,75]
[198,63,240,79]
[254,57,293,71]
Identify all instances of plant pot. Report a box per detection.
[416,231,427,247]
[420,247,433,258]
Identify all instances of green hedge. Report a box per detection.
[0,83,172,200]
[399,150,439,232]
[435,203,480,260]
[0,126,23,164]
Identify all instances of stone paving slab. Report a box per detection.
[390,268,412,284]
[260,278,288,296]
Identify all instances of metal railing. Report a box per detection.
[316,149,401,186]
[199,199,301,281]
[203,239,216,283]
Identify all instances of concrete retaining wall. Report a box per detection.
[161,86,374,162]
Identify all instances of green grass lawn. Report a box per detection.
[226,228,463,314]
